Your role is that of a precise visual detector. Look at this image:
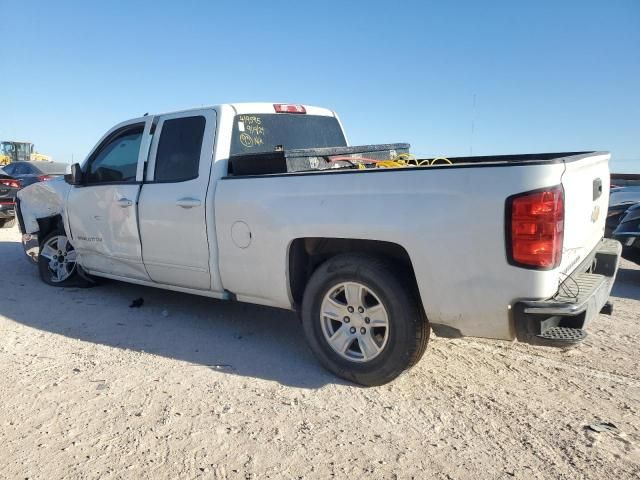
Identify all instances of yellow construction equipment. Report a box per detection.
[0,141,52,166]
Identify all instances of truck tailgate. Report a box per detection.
[560,152,610,275]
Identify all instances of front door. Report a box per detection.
[67,119,153,280]
[137,109,217,290]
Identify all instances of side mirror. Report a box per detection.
[64,163,83,185]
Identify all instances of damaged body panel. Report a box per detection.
[17,177,71,263]
[17,177,70,234]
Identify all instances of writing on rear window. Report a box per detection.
[230,114,346,156]
[237,116,265,148]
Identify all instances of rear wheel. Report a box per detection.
[301,254,429,386]
[38,229,84,287]
[0,217,16,228]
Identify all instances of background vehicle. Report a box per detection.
[0,167,20,228]
[605,186,640,237]
[610,173,640,188]
[606,201,639,237]
[0,141,51,165]
[2,161,69,188]
[16,103,621,385]
[609,185,640,206]
[613,203,640,264]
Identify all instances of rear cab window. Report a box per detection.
[154,116,206,182]
[229,114,346,156]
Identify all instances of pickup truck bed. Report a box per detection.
[229,148,598,177]
[215,149,613,340]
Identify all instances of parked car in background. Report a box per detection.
[606,186,640,237]
[610,173,640,189]
[609,186,640,206]
[0,167,20,228]
[606,201,639,237]
[2,161,69,188]
[614,203,640,264]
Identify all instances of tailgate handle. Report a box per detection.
[593,178,602,200]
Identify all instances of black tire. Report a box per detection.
[0,217,16,228]
[301,253,430,386]
[38,229,89,287]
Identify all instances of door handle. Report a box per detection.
[176,197,201,208]
[117,198,133,208]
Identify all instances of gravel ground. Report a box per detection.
[0,225,639,479]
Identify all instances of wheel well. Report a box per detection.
[288,237,421,307]
[36,214,64,243]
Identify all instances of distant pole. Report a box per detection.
[470,94,476,156]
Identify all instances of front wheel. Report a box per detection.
[301,254,430,386]
[38,229,83,287]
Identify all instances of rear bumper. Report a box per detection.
[513,238,621,346]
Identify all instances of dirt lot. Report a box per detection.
[0,225,639,479]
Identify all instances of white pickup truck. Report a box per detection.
[16,103,621,385]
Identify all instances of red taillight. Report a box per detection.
[0,179,21,189]
[37,175,53,182]
[507,186,564,269]
[273,104,306,114]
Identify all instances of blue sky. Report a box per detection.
[2,0,639,171]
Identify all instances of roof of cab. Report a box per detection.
[229,103,335,117]
[152,102,336,118]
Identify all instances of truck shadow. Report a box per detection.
[0,238,347,388]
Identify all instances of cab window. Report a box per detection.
[154,116,206,182]
[85,126,143,184]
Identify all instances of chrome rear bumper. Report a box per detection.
[514,238,622,346]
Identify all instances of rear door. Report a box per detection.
[560,153,610,274]
[67,118,153,280]
[138,109,216,290]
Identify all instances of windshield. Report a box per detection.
[230,114,346,156]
